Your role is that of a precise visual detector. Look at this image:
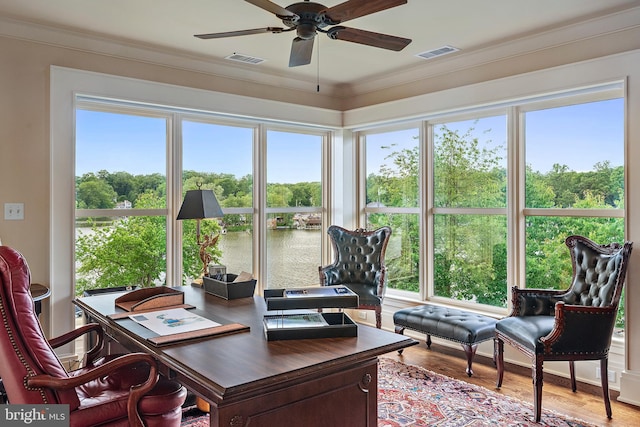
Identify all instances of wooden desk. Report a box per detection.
[75,286,416,427]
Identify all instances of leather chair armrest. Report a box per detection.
[509,286,566,316]
[48,323,105,365]
[318,264,329,284]
[540,302,617,354]
[27,353,158,427]
[375,267,386,299]
[319,264,341,286]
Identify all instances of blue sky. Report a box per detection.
[75,98,623,181]
[76,112,322,183]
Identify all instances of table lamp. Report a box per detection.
[177,185,224,284]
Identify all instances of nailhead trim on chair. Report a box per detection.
[0,285,48,402]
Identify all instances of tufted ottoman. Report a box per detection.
[393,304,497,376]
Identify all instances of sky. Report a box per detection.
[75,98,623,182]
[76,111,322,183]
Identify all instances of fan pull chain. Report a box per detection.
[317,37,320,93]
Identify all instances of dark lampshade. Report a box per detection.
[177,189,224,220]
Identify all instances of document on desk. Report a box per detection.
[284,285,354,298]
[264,313,329,329]
[129,307,221,336]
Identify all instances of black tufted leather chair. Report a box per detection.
[318,225,392,328]
[495,235,632,422]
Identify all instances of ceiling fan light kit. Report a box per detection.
[195,0,412,67]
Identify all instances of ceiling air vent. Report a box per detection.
[415,45,459,60]
[225,53,266,65]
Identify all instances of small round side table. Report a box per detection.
[30,282,51,317]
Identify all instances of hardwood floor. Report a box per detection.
[386,342,639,426]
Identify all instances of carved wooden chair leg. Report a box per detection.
[569,360,577,392]
[395,326,405,354]
[495,338,504,388]
[601,358,612,419]
[533,354,544,423]
[426,334,432,349]
[461,343,478,377]
[375,307,382,329]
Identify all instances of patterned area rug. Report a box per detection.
[181,358,598,427]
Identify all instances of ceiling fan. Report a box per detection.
[195,0,412,67]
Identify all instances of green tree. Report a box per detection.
[267,183,293,208]
[290,182,321,207]
[367,141,420,292]
[76,192,168,293]
[76,177,117,209]
[75,186,222,294]
[432,124,507,306]
[103,171,135,202]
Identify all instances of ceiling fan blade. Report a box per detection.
[244,0,297,18]
[327,26,411,51]
[289,37,315,67]
[195,27,285,39]
[323,0,407,24]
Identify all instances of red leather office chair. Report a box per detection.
[0,246,187,427]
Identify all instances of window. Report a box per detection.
[363,128,420,293]
[75,107,170,294]
[522,98,625,328]
[359,87,625,321]
[182,119,254,277]
[265,129,325,289]
[74,102,331,296]
[431,115,508,307]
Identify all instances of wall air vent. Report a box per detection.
[415,45,459,60]
[225,53,266,65]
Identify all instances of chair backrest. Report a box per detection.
[0,246,80,408]
[562,235,633,308]
[324,225,392,288]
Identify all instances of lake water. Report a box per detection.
[219,228,322,289]
[77,226,324,289]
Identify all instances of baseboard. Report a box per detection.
[618,370,640,406]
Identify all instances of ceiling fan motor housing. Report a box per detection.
[282,2,332,39]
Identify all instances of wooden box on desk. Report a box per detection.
[263,312,357,341]
[203,273,256,300]
[263,286,359,341]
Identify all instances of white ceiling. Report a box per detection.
[1,0,639,93]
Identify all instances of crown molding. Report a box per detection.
[339,6,640,99]
[0,15,342,98]
[1,6,639,103]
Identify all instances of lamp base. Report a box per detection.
[191,277,204,287]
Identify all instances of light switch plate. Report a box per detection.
[4,203,24,220]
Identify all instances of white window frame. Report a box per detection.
[357,86,624,318]
[50,67,339,354]
[357,123,423,299]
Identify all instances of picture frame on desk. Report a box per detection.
[208,264,226,279]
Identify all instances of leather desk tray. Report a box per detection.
[113,287,191,315]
